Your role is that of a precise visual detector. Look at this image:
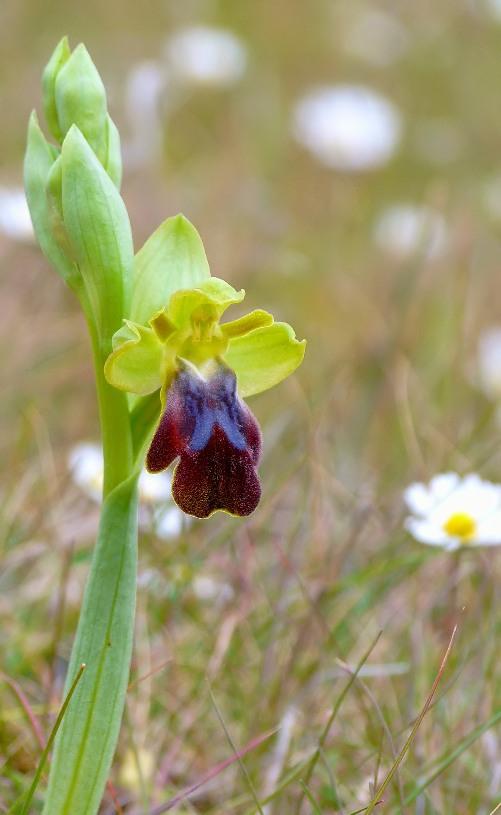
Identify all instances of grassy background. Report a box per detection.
[2,0,501,812]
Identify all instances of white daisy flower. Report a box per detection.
[292,84,401,171]
[374,204,448,260]
[404,472,501,550]
[0,187,35,242]
[476,327,501,400]
[164,26,247,87]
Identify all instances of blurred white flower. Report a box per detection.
[192,574,234,604]
[404,472,501,550]
[374,204,447,260]
[153,504,187,540]
[68,443,104,503]
[343,10,408,67]
[0,187,34,242]
[475,327,501,400]
[68,442,186,537]
[123,60,169,166]
[164,26,247,87]
[292,85,401,171]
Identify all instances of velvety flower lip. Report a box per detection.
[146,361,262,518]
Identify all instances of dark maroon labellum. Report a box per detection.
[146,364,262,518]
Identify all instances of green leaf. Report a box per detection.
[24,111,82,291]
[42,474,139,815]
[104,320,163,395]
[131,214,211,326]
[168,278,244,328]
[61,125,134,344]
[103,114,122,188]
[225,321,306,397]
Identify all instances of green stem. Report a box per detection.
[86,307,134,493]
[41,291,139,815]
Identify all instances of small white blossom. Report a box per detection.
[374,204,447,260]
[154,505,187,540]
[292,84,401,171]
[404,472,501,550]
[475,327,501,400]
[0,187,34,242]
[164,26,247,87]
[68,443,104,503]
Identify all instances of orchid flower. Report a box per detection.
[105,214,305,517]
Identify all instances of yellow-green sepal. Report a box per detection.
[131,214,211,326]
[225,322,306,397]
[104,320,163,395]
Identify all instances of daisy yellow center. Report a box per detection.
[443,512,476,541]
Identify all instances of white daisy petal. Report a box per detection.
[403,482,435,515]
[475,513,501,544]
[404,517,453,547]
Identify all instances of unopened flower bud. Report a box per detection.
[42,36,71,143]
[46,156,73,257]
[55,44,108,161]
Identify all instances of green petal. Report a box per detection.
[104,321,163,395]
[225,322,306,398]
[61,125,134,344]
[168,278,244,328]
[131,214,211,326]
[221,309,273,339]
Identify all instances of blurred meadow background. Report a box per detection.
[3,0,501,812]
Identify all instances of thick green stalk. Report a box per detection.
[42,471,138,814]
[42,310,138,814]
